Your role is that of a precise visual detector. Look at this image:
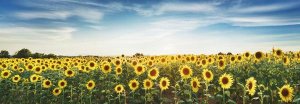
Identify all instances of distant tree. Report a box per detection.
[0,50,10,58]
[32,52,45,58]
[45,53,57,58]
[14,48,31,58]
[227,52,232,55]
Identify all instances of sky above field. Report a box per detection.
[0,0,300,56]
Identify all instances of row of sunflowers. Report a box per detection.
[0,49,300,104]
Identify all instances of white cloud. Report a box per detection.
[0,27,76,41]
[225,16,300,26]
[232,2,299,13]
[15,9,103,23]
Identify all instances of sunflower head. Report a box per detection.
[218,60,226,70]
[254,51,264,60]
[30,74,39,83]
[219,73,234,89]
[52,87,62,96]
[34,66,42,74]
[134,64,145,76]
[115,66,123,75]
[115,84,124,94]
[202,69,213,82]
[58,79,67,89]
[179,65,193,79]
[191,77,200,93]
[86,80,95,90]
[278,84,294,102]
[101,63,112,74]
[148,67,159,80]
[87,61,97,70]
[159,77,170,91]
[42,79,52,88]
[246,77,257,96]
[1,70,11,79]
[143,79,153,90]
[12,75,21,83]
[128,79,139,91]
[64,69,75,77]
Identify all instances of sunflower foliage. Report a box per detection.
[0,49,299,104]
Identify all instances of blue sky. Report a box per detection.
[0,0,300,56]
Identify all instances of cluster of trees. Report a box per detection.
[0,48,57,58]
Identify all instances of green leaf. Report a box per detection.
[293,97,300,102]
[184,90,190,95]
[227,99,237,104]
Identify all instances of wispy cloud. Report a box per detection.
[225,16,300,26]
[0,27,76,41]
[15,11,71,20]
[232,2,300,13]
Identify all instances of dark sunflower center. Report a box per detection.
[90,63,95,67]
[45,81,50,85]
[137,66,143,72]
[28,65,33,69]
[133,61,137,66]
[222,77,229,84]
[231,57,235,61]
[14,77,19,80]
[183,68,190,75]
[33,77,37,80]
[162,81,167,87]
[67,70,73,75]
[245,53,250,57]
[248,82,253,89]
[104,65,110,71]
[150,70,157,76]
[117,68,121,73]
[281,88,289,97]
[116,61,120,65]
[117,87,121,91]
[88,83,93,87]
[238,56,242,60]
[276,50,282,56]
[219,61,224,67]
[193,81,197,88]
[205,72,211,78]
[284,58,287,63]
[202,60,206,65]
[255,52,262,59]
[132,82,137,88]
[146,81,150,87]
[60,82,65,86]
[3,72,8,76]
[55,89,59,93]
[36,68,40,72]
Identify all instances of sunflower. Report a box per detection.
[283,57,290,65]
[101,63,111,74]
[201,59,208,68]
[42,79,52,88]
[202,69,213,82]
[1,70,11,79]
[30,74,39,83]
[26,64,34,71]
[244,52,251,59]
[58,79,67,89]
[18,68,25,73]
[115,84,124,94]
[128,79,139,91]
[64,69,75,77]
[218,60,226,70]
[219,73,234,89]
[143,79,153,90]
[34,66,42,74]
[191,77,200,93]
[159,77,170,91]
[245,77,257,96]
[254,51,264,60]
[179,65,193,79]
[134,64,145,76]
[52,87,62,96]
[86,80,95,90]
[278,84,294,102]
[114,59,122,66]
[148,67,159,80]
[274,49,283,57]
[12,75,21,83]
[87,61,97,70]
[115,66,122,75]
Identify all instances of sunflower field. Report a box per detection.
[0,49,300,104]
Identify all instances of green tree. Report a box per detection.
[14,48,31,58]
[0,50,10,58]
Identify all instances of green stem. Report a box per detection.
[119,93,121,104]
[145,90,147,104]
[223,88,225,104]
[70,85,73,102]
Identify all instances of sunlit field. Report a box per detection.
[0,49,299,104]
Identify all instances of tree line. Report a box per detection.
[0,48,57,58]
